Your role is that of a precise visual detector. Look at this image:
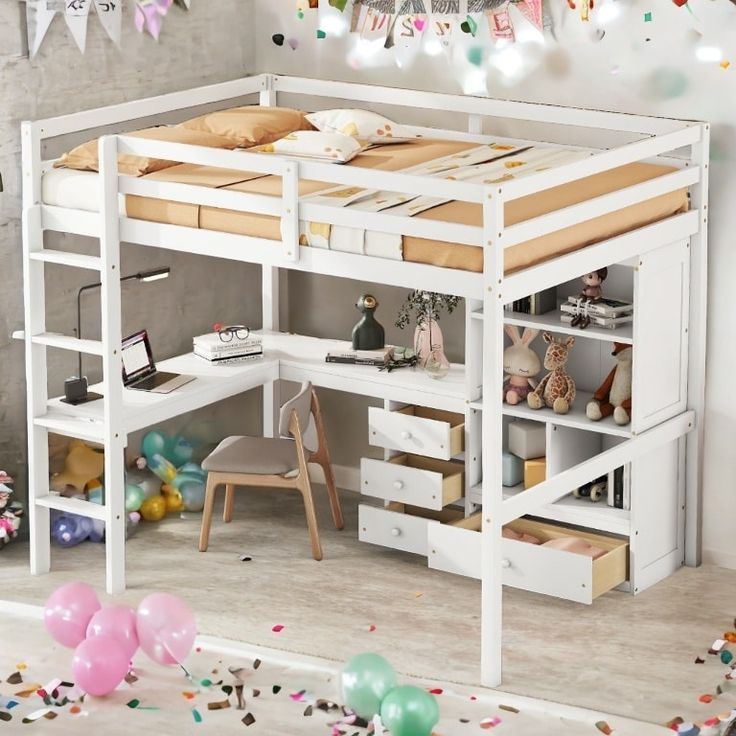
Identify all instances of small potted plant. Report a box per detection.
[395,290,461,377]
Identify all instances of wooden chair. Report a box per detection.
[198,381,344,560]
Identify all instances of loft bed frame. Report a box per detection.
[18,73,709,687]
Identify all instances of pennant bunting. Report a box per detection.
[26,0,58,57]
[515,0,543,32]
[64,0,92,53]
[135,0,174,40]
[93,0,123,45]
[486,5,514,40]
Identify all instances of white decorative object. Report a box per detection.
[93,0,123,45]
[64,0,92,53]
[508,419,546,460]
[26,0,58,58]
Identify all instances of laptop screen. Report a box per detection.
[121,330,155,384]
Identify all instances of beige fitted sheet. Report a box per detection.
[125,140,689,274]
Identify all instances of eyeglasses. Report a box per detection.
[213,323,250,343]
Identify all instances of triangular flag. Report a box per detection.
[486,4,514,40]
[64,0,92,53]
[27,0,58,58]
[515,0,543,32]
[94,0,123,44]
[173,0,191,8]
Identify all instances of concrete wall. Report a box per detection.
[1,1,259,515]
[254,0,736,566]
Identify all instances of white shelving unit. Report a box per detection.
[17,74,708,689]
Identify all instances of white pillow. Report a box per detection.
[260,130,363,163]
[305,109,417,145]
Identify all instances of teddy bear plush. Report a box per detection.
[586,342,632,426]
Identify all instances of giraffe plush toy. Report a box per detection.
[527,333,576,415]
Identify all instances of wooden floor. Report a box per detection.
[0,488,733,727]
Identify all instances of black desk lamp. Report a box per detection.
[63,267,171,405]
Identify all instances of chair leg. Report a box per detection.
[297,473,323,561]
[317,455,344,531]
[199,474,219,552]
[223,484,235,523]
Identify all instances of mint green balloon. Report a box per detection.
[380,686,439,736]
[341,653,397,719]
[125,483,146,513]
[141,430,167,461]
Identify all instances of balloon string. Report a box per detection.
[372,713,384,734]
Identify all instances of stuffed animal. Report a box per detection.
[586,343,632,426]
[50,440,104,495]
[503,326,541,405]
[527,333,576,415]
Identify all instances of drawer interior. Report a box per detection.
[388,454,464,503]
[386,502,468,525]
[396,405,465,454]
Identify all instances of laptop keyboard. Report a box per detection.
[133,371,176,390]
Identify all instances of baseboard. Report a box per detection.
[308,463,360,493]
[702,547,736,570]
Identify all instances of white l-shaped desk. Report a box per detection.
[38,330,468,592]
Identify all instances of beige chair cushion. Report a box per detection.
[279,382,312,439]
[202,436,299,475]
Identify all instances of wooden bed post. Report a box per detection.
[481,184,506,687]
[21,121,51,577]
[99,136,127,595]
[685,122,710,567]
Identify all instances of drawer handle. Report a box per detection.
[501,558,511,569]
[391,527,402,537]
[400,431,412,440]
[393,480,404,490]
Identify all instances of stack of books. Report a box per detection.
[559,296,634,329]
[325,346,394,366]
[193,332,263,365]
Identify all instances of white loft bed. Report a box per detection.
[18,73,709,688]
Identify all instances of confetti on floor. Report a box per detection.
[271,625,285,633]
[596,721,613,734]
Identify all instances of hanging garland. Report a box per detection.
[25,0,192,58]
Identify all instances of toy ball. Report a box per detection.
[180,481,206,513]
[148,454,177,484]
[125,483,146,513]
[141,431,167,461]
[163,490,184,513]
[166,435,194,467]
[51,512,92,547]
[140,495,167,522]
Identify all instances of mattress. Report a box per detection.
[44,138,689,274]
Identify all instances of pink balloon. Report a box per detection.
[86,605,139,661]
[44,582,101,649]
[136,593,196,666]
[72,634,129,697]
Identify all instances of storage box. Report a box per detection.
[502,451,524,487]
[508,420,546,460]
[524,457,546,489]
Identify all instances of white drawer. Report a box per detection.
[369,406,464,460]
[359,502,466,556]
[361,454,464,510]
[428,518,628,604]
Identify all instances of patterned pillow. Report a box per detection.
[305,109,418,145]
[259,131,364,164]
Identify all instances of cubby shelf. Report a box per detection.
[471,306,633,345]
[468,483,631,537]
[469,391,633,438]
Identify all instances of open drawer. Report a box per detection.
[361,454,464,510]
[428,517,628,605]
[368,405,465,460]
[359,502,480,557]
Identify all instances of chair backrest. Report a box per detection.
[278,381,312,439]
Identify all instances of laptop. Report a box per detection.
[121,330,195,394]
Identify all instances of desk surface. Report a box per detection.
[43,332,468,441]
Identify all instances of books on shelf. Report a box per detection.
[559,313,633,329]
[562,296,634,318]
[325,347,393,366]
[193,331,262,365]
[505,286,557,316]
[607,464,631,510]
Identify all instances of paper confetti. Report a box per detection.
[368,625,376,632]
[316,29,327,38]
[699,694,714,703]
[290,690,307,701]
[303,705,313,716]
[644,11,652,21]
[272,625,285,633]
[429,688,443,695]
[480,716,502,729]
[595,722,613,735]
[192,707,202,723]
[207,699,231,710]
[721,60,731,70]
[272,685,282,694]
[499,704,520,713]
[722,651,734,664]
[6,672,22,685]
[242,712,256,726]
[272,33,285,46]
[253,659,261,670]
[16,664,27,671]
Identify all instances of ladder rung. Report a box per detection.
[34,413,104,443]
[31,333,104,356]
[36,494,106,521]
[30,250,102,270]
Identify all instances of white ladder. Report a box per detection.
[21,125,127,595]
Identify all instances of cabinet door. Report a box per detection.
[632,240,690,432]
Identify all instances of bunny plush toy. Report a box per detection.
[503,326,542,405]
